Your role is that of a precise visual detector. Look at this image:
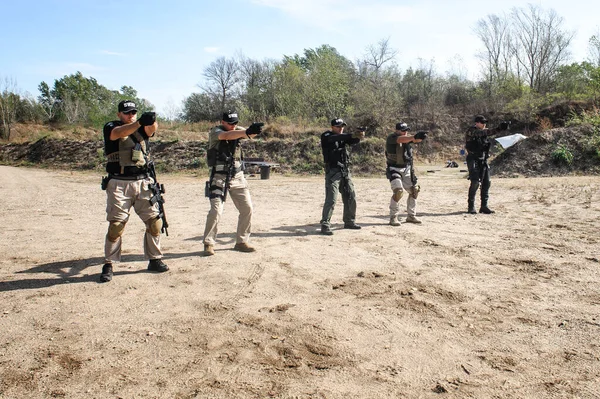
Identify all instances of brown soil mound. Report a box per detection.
[490,124,600,177]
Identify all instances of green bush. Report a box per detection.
[551,144,574,166]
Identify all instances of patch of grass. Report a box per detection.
[566,107,600,127]
[551,144,574,166]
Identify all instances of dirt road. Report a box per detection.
[0,165,599,398]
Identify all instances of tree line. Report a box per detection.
[2,4,600,141]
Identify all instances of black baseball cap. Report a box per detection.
[474,115,488,123]
[118,100,137,113]
[396,122,410,131]
[331,118,347,127]
[222,111,239,124]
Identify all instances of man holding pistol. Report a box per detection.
[202,111,263,255]
[319,118,365,235]
[100,100,169,283]
[464,115,509,214]
[385,122,427,226]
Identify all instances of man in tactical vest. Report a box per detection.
[202,111,263,255]
[465,115,509,214]
[385,122,427,226]
[319,118,365,235]
[100,100,169,283]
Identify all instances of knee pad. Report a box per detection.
[107,221,126,242]
[392,188,404,202]
[146,218,163,237]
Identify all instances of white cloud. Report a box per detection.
[204,47,219,53]
[100,50,126,56]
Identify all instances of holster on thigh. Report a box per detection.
[409,184,420,199]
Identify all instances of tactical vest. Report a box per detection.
[206,126,243,171]
[465,126,491,159]
[385,133,412,167]
[321,131,351,169]
[106,130,147,172]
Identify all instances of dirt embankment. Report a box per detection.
[1,123,599,177]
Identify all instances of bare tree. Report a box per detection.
[162,98,182,122]
[587,28,600,67]
[237,54,277,120]
[61,94,88,124]
[362,37,398,73]
[510,4,574,93]
[0,76,19,140]
[200,57,240,113]
[475,13,514,97]
[354,38,402,129]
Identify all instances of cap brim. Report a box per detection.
[121,108,137,113]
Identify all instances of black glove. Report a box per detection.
[246,122,264,136]
[138,111,156,126]
[414,131,428,140]
[499,121,510,131]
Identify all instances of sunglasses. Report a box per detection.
[123,110,137,115]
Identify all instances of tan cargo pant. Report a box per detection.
[203,171,253,246]
[104,177,163,263]
[389,166,417,218]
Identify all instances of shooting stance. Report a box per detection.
[385,122,427,226]
[465,115,509,214]
[319,118,365,235]
[100,100,169,283]
[202,111,263,255]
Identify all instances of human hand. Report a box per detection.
[246,122,264,136]
[138,112,156,126]
[414,131,428,140]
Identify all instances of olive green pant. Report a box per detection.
[320,167,357,227]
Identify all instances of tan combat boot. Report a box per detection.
[234,242,256,252]
[389,216,401,226]
[405,215,422,224]
[204,244,215,256]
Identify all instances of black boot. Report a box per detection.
[148,259,169,272]
[479,206,495,214]
[100,263,113,282]
[468,200,477,214]
[479,200,495,214]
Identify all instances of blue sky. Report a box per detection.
[1,0,598,116]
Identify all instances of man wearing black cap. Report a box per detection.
[319,118,365,235]
[202,111,263,255]
[465,115,509,214]
[100,100,168,282]
[385,122,427,226]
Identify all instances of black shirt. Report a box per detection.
[320,131,360,169]
[103,120,150,175]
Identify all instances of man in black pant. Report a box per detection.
[464,115,509,214]
[319,118,365,235]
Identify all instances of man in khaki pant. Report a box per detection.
[101,100,169,282]
[385,122,427,226]
[202,111,263,255]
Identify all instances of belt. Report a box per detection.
[109,173,148,181]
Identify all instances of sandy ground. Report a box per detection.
[0,165,599,399]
